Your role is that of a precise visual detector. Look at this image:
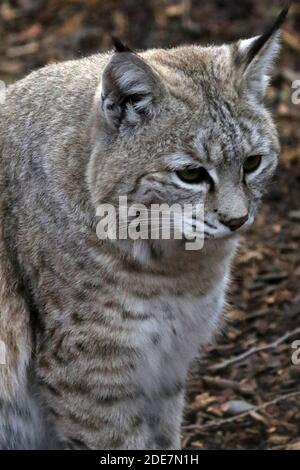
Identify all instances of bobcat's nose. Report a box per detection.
[220,215,248,231]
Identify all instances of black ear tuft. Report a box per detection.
[233,3,291,99]
[245,3,290,66]
[111,36,133,53]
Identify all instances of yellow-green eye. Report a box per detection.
[176,167,212,185]
[244,155,262,173]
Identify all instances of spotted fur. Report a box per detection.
[0,9,287,449]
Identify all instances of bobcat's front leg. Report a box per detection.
[38,350,184,450]
[58,394,183,450]
[143,393,184,450]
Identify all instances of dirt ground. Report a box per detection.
[0,0,299,450]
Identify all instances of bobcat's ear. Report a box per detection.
[233,5,289,100]
[100,50,161,129]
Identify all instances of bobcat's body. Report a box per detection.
[0,7,287,449]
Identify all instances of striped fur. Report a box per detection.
[0,12,284,449]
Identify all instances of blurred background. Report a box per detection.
[0,0,299,450]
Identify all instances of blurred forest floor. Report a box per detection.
[0,0,300,450]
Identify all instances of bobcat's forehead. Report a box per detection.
[139,47,276,167]
[145,45,232,90]
[191,116,243,166]
[191,114,275,167]
[144,45,278,151]
[159,106,274,172]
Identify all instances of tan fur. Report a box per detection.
[0,9,286,448]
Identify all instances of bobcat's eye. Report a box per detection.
[243,155,262,173]
[176,167,212,185]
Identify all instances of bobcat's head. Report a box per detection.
[88,8,288,253]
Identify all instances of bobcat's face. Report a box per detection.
[89,21,282,247]
[155,90,280,240]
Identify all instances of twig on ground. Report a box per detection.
[201,375,255,396]
[209,326,300,371]
[184,390,300,432]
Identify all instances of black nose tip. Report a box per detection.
[221,215,248,231]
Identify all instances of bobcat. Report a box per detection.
[0,7,288,449]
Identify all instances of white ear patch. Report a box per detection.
[237,32,281,99]
[238,36,259,53]
[233,5,290,100]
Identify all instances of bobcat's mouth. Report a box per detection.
[204,213,255,240]
[204,232,215,239]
